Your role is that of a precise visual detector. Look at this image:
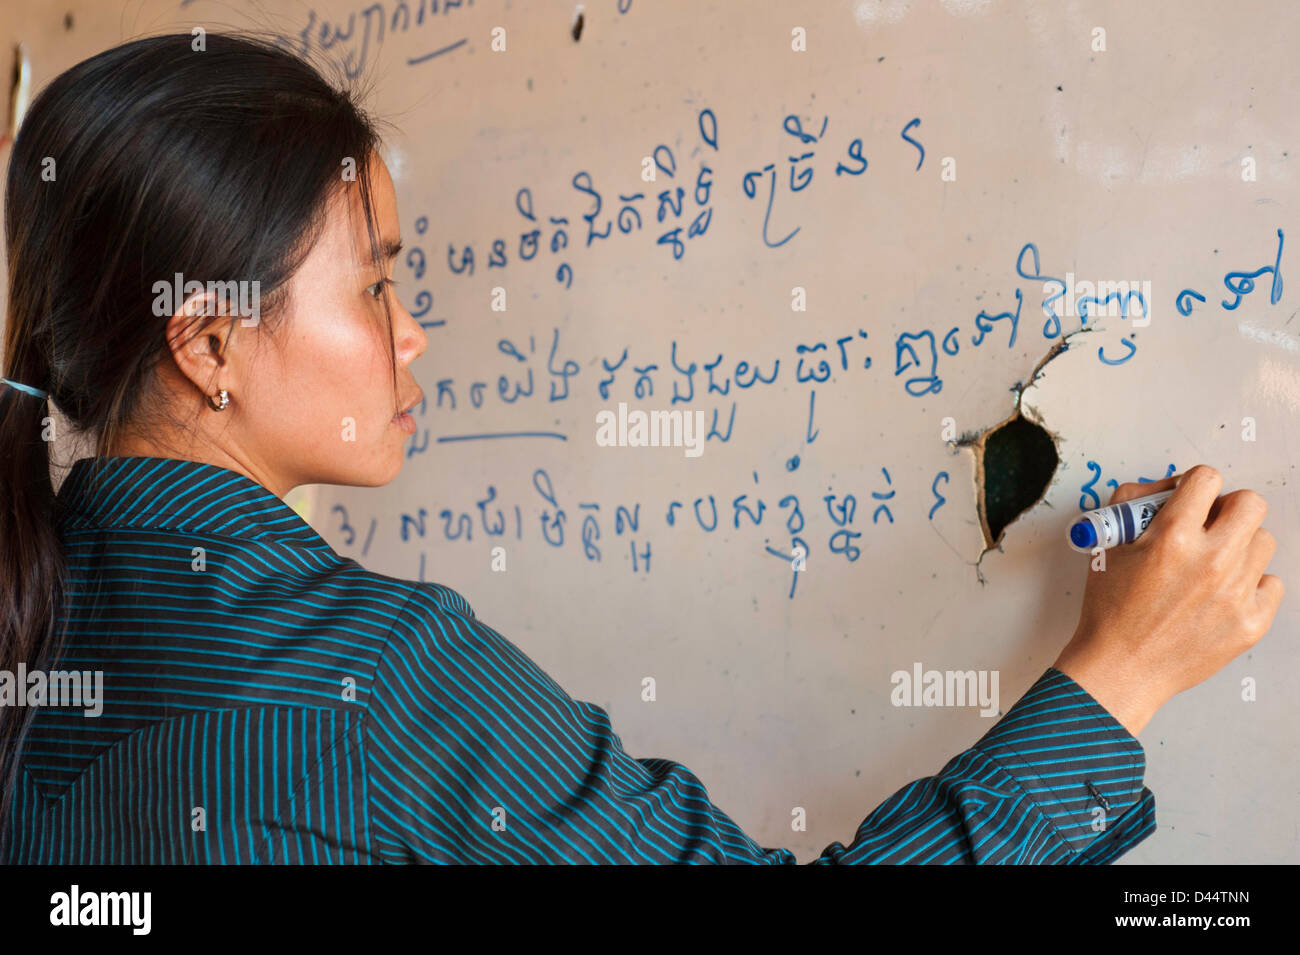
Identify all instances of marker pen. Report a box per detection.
[1068,489,1175,553]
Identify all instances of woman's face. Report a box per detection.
[167,154,427,496]
[249,156,426,493]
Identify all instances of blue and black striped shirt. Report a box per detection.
[6,455,1156,863]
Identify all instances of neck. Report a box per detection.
[105,431,288,498]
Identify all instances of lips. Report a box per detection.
[394,389,424,418]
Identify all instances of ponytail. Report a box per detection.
[0,373,66,860]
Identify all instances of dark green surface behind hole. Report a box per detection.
[983,416,1059,543]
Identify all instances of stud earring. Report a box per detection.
[208,388,230,411]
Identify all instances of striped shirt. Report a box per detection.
[6,455,1157,863]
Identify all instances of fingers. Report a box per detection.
[1243,526,1278,584]
[1107,473,1180,510]
[1204,494,1227,528]
[1209,487,1269,545]
[1147,464,1221,534]
[1256,573,1286,619]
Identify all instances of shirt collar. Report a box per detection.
[56,455,332,550]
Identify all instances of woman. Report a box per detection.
[0,33,1282,864]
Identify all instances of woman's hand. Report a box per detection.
[1052,464,1284,737]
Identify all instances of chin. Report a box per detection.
[324,450,404,489]
[374,444,406,485]
[378,452,405,485]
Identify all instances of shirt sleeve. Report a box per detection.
[361,587,1155,864]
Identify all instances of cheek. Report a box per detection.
[289,303,394,421]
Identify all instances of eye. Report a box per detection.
[366,277,396,299]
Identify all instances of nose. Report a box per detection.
[392,289,428,365]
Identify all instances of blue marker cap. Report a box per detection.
[1070,521,1097,549]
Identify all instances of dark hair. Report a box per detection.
[0,31,395,855]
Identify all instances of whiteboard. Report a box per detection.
[5,0,1297,863]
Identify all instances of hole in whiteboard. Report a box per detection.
[980,415,1059,547]
[953,333,1084,565]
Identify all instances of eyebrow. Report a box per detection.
[367,238,403,266]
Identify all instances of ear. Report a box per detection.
[162,289,240,400]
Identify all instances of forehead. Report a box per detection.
[314,156,399,266]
